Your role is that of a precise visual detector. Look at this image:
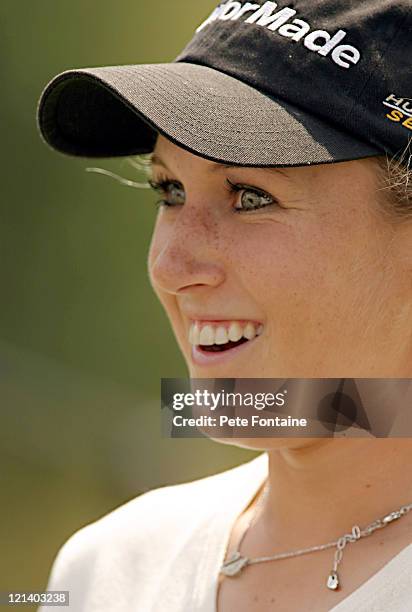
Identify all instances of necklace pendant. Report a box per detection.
[220,551,249,577]
[327,570,340,590]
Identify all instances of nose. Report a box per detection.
[148,204,226,295]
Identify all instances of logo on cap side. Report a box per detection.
[383,95,412,132]
[197,1,361,69]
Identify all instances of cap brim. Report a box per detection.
[37,61,381,167]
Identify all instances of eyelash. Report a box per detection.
[148,177,280,213]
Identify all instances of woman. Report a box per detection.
[37,1,412,610]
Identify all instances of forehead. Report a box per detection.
[152,134,302,183]
[152,134,378,191]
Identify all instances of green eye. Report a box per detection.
[149,178,279,212]
[236,189,274,211]
[165,182,185,205]
[149,179,185,207]
[226,179,278,212]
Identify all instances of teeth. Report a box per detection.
[190,322,200,345]
[215,326,229,345]
[188,320,263,346]
[228,322,242,342]
[199,325,215,346]
[243,322,256,340]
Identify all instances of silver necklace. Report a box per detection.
[220,482,412,591]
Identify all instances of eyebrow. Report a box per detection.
[150,154,292,181]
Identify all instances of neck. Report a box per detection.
[262,439,412,547]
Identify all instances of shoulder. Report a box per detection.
[43,453,267,594]
[68,451,265,543]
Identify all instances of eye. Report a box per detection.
[149,179,185,208]
[148,177,280,212]
[226,179,279,212]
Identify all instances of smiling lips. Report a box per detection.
[188,320,263,350]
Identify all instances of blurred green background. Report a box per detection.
[0,1,257,606]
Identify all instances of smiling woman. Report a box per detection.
[145,138,411,380]
[36,1,412,611]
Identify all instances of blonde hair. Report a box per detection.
[373,146,412,222]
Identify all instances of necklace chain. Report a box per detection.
[220,481,412,591]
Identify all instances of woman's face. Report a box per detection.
[148,135,411,382]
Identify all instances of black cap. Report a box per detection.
[37,0,411,167]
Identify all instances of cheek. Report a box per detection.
[231,215,374,333]
[231,220,331,294]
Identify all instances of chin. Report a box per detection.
[187,365,266,378]
[209,437,323,451]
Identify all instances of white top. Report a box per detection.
[40,453,412,612]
